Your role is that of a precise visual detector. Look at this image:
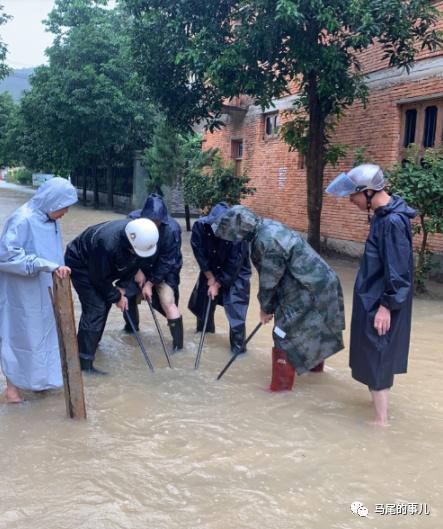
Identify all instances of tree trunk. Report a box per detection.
[418,214,428,271]
[106,161,113,209]
[82,169,87,205]
[93,166,99,209]
[184,203,191,231]
[305,77,326,252]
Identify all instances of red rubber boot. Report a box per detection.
[270,347,296,391]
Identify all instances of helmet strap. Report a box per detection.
[363,190,374,223]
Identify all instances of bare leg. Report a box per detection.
[161,302,180,319]
[369,388,389,426]
[4,378,23,404]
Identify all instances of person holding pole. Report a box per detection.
[123,194,183,352]
[326,164,416,426]
[212,205,345,391]
[188,202,251,356]
[65,218,159,374]
[0,177,78,403]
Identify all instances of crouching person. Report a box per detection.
[123,194,183,351]
[0,178,78,403]
[65,218,159,374]
[188,202,251,355]
[213,205,345,391]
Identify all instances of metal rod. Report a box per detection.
[146,299,172,368]
[194,297,213,369]
[216,323,262,380]
[124,308,154,372]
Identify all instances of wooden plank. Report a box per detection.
[49,274,86,420]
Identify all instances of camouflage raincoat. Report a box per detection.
[213,206,345,374]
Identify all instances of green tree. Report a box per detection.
[0,4,11,80]
[0,92,19,166]
[125,0,442,251]
[19,0,155,206]
[388,146,443,291]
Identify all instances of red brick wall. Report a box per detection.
[204,7,443,254]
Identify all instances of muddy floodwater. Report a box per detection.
[0,184,442,529]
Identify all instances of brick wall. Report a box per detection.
[204,8,443,255]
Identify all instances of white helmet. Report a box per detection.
[326,164,385,197]
[125,218,159,257]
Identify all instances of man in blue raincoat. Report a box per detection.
[0,177,78,403]
[326,163,416,426]
[124,194,184,351]
[188,202,251,355]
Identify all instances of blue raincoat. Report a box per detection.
[350,195,416,390]
[0,178,78,390]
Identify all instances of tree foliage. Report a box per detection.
[388,145,443,290]
[0,4,11,80]
[125,0,442,250]
[0,92,19,166]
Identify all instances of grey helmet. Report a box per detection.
[326,164,385,197]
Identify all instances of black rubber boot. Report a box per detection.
[123,297,140,333]
[80,357,108,375]
[229,326,247,355]
[168,316,184,352]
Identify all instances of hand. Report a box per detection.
[260,309,273,325]
[55,266,71,279]
[374,305,391,336]
[208,282,220,300]
[116,294,128,312]
[142,281,153,301]
[134,269,146,289]
[205,272,216,287]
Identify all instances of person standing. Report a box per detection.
[326,163,416,426]
[65,218,159,374]
[213,205,345,391]
[0,177,78,403]
[189,202,251,355]
[124,194,183,351]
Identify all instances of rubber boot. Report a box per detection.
[168,316,184,352]
[123,297,140,333]
[80,357,108,376]
[229,326,246,355]
[270,347,295,392]
[310,361,324,373]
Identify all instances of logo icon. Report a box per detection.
[351,501,369,517]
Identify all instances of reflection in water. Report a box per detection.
[1,185,442,529]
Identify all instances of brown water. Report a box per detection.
[1,184,442,529]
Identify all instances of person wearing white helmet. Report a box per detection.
[65,218,159,374]
[326,164,416,426]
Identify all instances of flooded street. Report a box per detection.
[1,184,442,529]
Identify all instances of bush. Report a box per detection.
[387,145,443,292]
[12,167,33,186]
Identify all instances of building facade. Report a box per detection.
[203,2,443,258]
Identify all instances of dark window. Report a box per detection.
[265,114,280,137]
[423,106,437,148]
[403,109,417,147]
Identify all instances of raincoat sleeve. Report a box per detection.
[214,241,247,289]
[255,241,286,314]
[0,216,59,276]
[87,242,121,304]
[190,223,211,272]
[379,216,413,311]
[150,228,181,285]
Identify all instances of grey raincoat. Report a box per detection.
[0,177,78,390]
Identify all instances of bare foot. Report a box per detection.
[4,388,24,404]
[369,418,390,427]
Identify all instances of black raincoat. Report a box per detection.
[65,219,142,360]
[350,195,416,390]
[188,203,251,353]
[127,195,182,318]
